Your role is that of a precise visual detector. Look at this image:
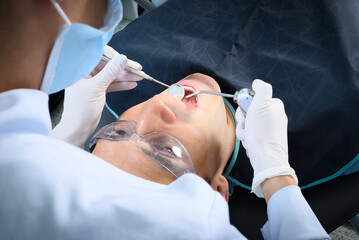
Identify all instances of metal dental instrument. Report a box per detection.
[186,88,255,113]
[101,55,170,88]
[168,83,185,100]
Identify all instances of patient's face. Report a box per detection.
[117,73,236,183]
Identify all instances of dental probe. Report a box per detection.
[186,89,255,113]
[101,56,170,88]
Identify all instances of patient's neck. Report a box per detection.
[92,140,177,184]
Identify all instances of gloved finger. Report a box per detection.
[92,47,130,78]
[103,47,142,71]
[245,148,251,160]
[127,59,142,71]
[90,46,120,77]
[272,98,288,124]
[241,140,248,149]
[272,98,285,111]
[252,79,272,102]
[115,70,144,82]
[107,81,138,92]
[235,107,246,129]
[103,45,120,59]
[94,54,128,90]
[90,59,106,77]
[89,46,122,77]
[236,126,245,141]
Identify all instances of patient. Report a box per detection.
[92,73,236,201]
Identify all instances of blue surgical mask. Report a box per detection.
[41,0,122,94]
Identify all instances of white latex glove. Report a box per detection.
[235,79,298,198]
[51,46,143,148]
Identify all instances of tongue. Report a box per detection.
[182,90,197,109]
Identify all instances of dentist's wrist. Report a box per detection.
[261,175,297,204]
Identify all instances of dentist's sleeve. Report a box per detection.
[261,185,330,240]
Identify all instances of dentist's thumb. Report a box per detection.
[94,54,128,91]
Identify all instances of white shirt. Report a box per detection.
[0,89,330,240]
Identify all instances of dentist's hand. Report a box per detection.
[89,45,143,92]
[51,46,143,148]
[235,80,298,199]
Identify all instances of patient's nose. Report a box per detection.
[137,97,177,135]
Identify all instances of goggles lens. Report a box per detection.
[90,120,195,178]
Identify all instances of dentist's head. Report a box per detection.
[0,0,121,94]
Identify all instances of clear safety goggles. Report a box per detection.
[89,120,195,178]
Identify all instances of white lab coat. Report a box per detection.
[0,89,330,240]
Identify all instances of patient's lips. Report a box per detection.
[181,85,197,109]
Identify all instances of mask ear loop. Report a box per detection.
[222,98,251,196]
[50,0,72,25]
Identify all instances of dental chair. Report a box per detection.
[50,0,359,238]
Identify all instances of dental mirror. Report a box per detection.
[168,84,185,100]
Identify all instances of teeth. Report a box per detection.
[173,94,183,101]
[182,86,198,104]
[183,86,195,93]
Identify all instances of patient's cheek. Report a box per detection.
[117,105,141,121]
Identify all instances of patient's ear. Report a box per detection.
[211,175,229,202]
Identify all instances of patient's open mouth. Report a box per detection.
[181,86,198,109]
